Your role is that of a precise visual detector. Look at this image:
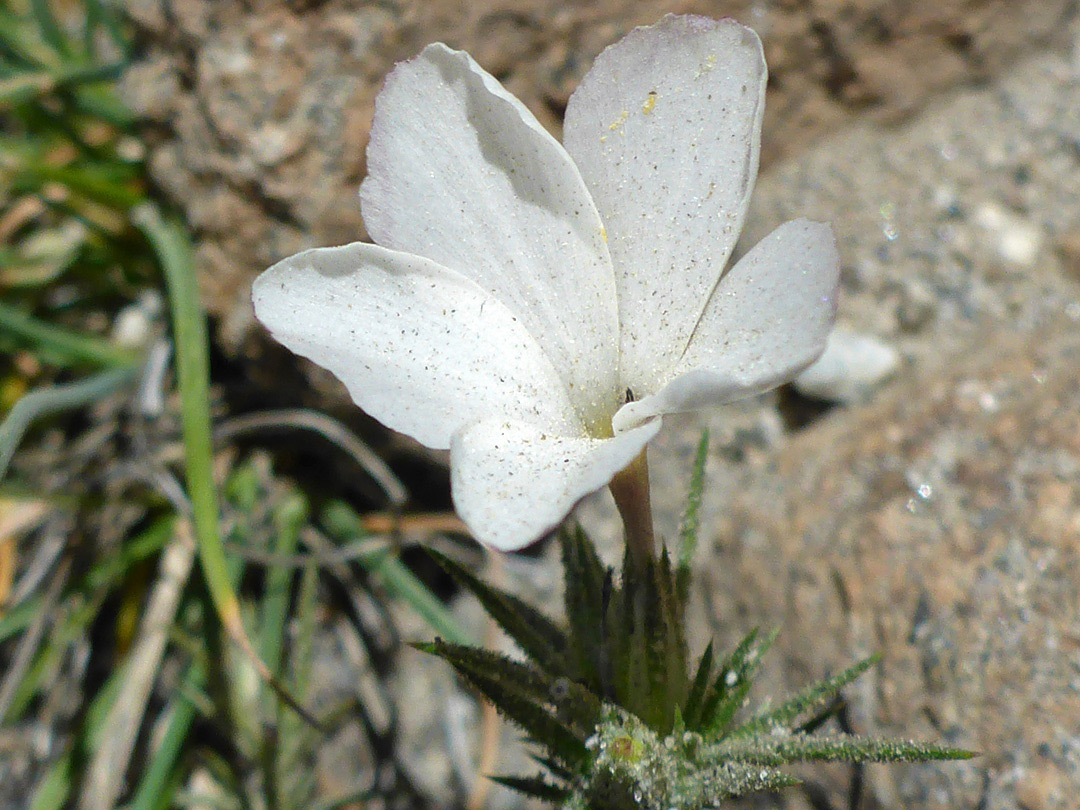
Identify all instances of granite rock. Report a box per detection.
[696,317,1080,810]
[118,0,1076,356]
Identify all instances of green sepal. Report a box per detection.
[681,640,714,730]
[646,548,687,729]
[560,526,610,692]
[676,430,709,602]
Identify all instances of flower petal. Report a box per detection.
[612,219,839,432]
[563,15,767,392]
[361,43,621,433]
[451,417,662,551]
[252,242,581,450]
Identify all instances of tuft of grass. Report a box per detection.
[2,3,474,809]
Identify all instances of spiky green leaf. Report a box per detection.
[647,548,687,730]
[701,629,778,737]
[487,774,568,801]
[419,641,598,766]
[560,526,610,690]
[676,431,709,600]
[729,655,879,739]
[682,641,714,730]
[426,548,568,669]
[709,733,977,765]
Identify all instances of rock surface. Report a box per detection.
[119,0,1076,353]
[699,318,1080,810]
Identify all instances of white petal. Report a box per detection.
[252,242,581,450]
[563,15,767,392]
[613,219,839,432]
[451,417,661,551]
[361,44,620,433]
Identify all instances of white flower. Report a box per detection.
[253,15,839,552]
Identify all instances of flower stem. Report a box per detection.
[609,450,655,573]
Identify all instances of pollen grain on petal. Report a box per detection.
[608,109,629,132]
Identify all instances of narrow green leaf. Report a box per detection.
[318,502,473,645]
[128,547,246,810]
[133,204,230,616]
[83,0,130,60]
[700,629,778,737]
[29,751,72,810]
[126,661,206,810]
[132,203,269,707]
[0,300,140,368]
[258,494,307,682]
[30,0,74,61]
[677,430,709,589]
[729,655,879,739]
[0,366,137,485]
[654,547,688,724]
[487,774,568,802]
[710,733,977,765]
[420,641,594,766]
[560,525,609,689]
[427,547,563,661]
[682,641,714,730]
[364,549,474,646]
[701,761,800,799]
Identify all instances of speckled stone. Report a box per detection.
[696,316,1080,810]
[118,0,1076,356]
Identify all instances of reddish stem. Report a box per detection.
[608,450,655,574]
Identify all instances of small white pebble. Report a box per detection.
[973,202,1043,268]
[794,327,900,403]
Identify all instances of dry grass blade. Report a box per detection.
[0,554,70,723]
[214,409,408,508]
[78,519,196,810]
[0,497,49,615]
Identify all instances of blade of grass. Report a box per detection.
[132,202,320,729]
[321,501,473,645]
[29,751,73,810]
[258,494,306,680]
[0,365,138,485]
[29,0,75,61]
[127,551,247,810]
[0,300,141,368]
[79,520,197,810]
[0,60,126,109]
[83,0,130,61]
